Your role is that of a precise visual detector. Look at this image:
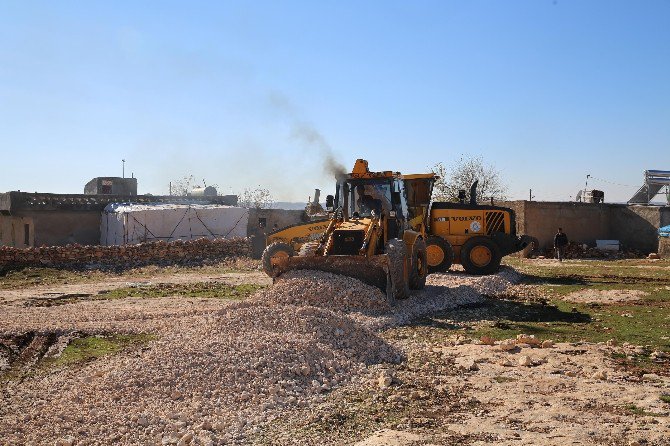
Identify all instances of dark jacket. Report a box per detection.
[554,232,568,247]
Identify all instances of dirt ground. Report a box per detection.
[1,258,669,445]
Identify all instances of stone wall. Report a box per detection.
[24,210,102,247]
[0,237,251,269]
[609,205,661,254]
[0,215,33,248]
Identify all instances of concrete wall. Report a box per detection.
[659,237,670,258]
[497,201,526,235]
[0,215,34,248]
[521,201,610,250]
[22,210,102,246]
[503,201,666,254]
[609,205,661,253]
[661,207,670,227]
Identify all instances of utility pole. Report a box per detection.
[529,189,532,201]
[122,159,126,178]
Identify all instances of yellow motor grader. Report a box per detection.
[262,159,532,295]
[261,159,435,302]
[425,181,533,275]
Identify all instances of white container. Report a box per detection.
[596,240,620,251]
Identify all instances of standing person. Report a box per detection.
[554,228,568,262]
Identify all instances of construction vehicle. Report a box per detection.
[262,160,531,293]
[261,159,435,302]
[425,182,531,274]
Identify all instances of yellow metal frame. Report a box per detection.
[266,159,431,259]
[429,207,513,263]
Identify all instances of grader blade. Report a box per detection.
[273,255,391,294]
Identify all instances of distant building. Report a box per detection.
[101,203,248,245]
[0,189,238,247]
[84,177,138,195]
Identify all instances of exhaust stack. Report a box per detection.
[470,180,479,205]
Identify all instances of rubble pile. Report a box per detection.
[0,237,251,269]
[545,242,645,260]
[0,272,405,445]
[0,269,518,445]
[259,270,390,313]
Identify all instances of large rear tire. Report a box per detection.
[426,236,454,273]
[461,236,502,275]
[385,239,410,304]
[409,238,428,290]
[261,242,295,277]
[520,236,540,258]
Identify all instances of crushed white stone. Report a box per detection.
[0,267,521,445]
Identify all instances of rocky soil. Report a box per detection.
[564,288,648,304]
[0,266,668,445]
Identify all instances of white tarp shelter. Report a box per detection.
[101,203,249,245]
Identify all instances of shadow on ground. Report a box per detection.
[418,298,592,330]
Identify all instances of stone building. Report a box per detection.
[84,177,138,195]
[0,191,237,247]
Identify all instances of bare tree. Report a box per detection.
[170,175,218,196]
[238,187,274,209]
[432,156,508,202]
[170,175,195,196]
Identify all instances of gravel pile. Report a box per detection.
[379,267,521,328]
[259,270,390,313]
[0,268,520,445]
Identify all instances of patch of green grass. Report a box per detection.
[42,334,155,369]
[624,404,666,417]
[464,299,670,352]
[98,283,266,300]
[0,267,92,290]
[477,259,670,353]
[504,257,670,283]
[0,258,262,290]
[660,394,670,404]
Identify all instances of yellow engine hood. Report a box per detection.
[336,218,372,231]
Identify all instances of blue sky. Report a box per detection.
[1,0,669,202]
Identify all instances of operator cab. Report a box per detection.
[348,181,392,218]
[330,159,410,240]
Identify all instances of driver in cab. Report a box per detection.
[355,185,383,216]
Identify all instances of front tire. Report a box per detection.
[425,236,454,273]
[385,239,410,304]
[409,238,428,290]
[261,242,294,277]
[461,237,502,275]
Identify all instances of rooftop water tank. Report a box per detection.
[188,186,217,197]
